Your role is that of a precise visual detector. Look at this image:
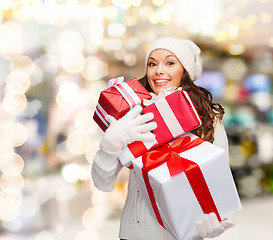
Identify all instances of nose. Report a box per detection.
[156,63,164,75]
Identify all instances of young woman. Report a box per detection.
[91,37,234,240]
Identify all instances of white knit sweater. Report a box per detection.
[91,120,229,240]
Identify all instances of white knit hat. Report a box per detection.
[145,37,202,81]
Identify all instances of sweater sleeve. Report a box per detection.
[91,146,123,192]
[213,119,229,160]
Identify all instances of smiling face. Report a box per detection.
[146,49,184,95]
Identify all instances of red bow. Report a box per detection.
[141,136,221,228]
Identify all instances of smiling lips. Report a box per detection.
[154,79,170,86]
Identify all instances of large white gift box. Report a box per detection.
[119,89,202,168]
[133,132,242,240]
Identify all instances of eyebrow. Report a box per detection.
[148,54,176,60]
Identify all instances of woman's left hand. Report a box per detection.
[195,212,235,238]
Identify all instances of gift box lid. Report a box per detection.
[99,78,151,117]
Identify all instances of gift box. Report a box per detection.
[93,76,152,132]
[133,133,242,240]
[119,89,202,168]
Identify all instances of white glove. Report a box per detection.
[100,105,157,153]
[195,212,235,238]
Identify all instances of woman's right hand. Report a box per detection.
[100,105,157,153]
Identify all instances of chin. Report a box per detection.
[154,86,171,95]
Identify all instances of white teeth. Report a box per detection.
[155,80,169,83]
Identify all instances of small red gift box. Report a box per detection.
[133,133,242,240]
[119,89,202,167]
[93,76,152,132]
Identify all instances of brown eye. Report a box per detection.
[148,62,156,67]
[167,61,175,65]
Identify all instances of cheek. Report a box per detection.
[146,68,153,78]
[172,69,183,86]
[146,69,154,84]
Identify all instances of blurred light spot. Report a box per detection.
[222,58,247,81]
[252,168,265,180]
[250,92,271,112]
[0,104,15,128]
[55,183,76,201]
[228,44,245,55]
[85,141,100,163]
[124,15,138,26]
[56,141,74,162]
[126,37,140,49]
[233,107,256,127]
[58,30,84,53]
[66,131,90,155]
[0,197,20,222]
[13,5,33,21]
[2,92,27,114]
[152,0,165,6]
[131,0,142,7]
[0,152,24,176]
[224,84,239,102]
[102,38,122,50]
[75,229,99,240]
[124,52,137,66]
[259,12,272,23]
[2,218,23,232]
[3,122,28,147]
[59,81,79,102]
[114,48,127,60]
[10,55,34,76]
[60,52,85,73]
[238,175,261,198]
[30,64,44,86]
[81,57,108,81]
[229,145,247,168]
[62,164,80,184]
[75,110,97,134]
[149,12,159,24]
[103,6,119,20]
[56,225,64,233]
[19,197,40,219]
[0,174,24,194]
[35,231,54,240]
[228,24,239,39]
[0,21,23,59]
[62,163,90,183]
[89,80,107,103]
[268,37,273,48]
[0,140,14,165]
[107,23,126,37]
[257,127,273,163]
[35,54,59,76]
[246,14,258,26]
[86,19,104,46]
[82,207,103,230]
[23,99,42,118]
[56,92,79,112]
[112,0,131,9]
[90,0,101,6]
[33,178,54,204]
[91,189,109,206]
[6,70,30,94]
[214,31,228,42]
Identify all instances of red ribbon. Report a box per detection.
[141,136,221,229]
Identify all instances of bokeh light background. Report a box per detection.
[0,0,273,239]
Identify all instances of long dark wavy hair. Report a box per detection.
[139,71,225,143]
